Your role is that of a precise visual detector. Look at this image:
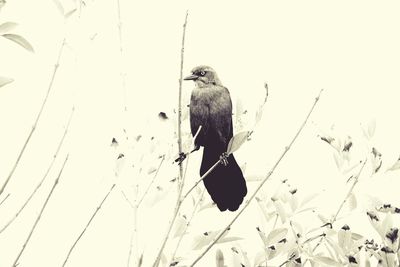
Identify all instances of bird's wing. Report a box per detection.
[190,94,209,146]
[209,86,233,147]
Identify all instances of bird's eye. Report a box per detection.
[200,70,206,76]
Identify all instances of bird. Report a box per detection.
[184,65,247,211]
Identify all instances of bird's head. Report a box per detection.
[184,65,222,87]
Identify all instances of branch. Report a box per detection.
[189,89,324,266]
[136,155,165,207]
[0,193,10,207]
[12,154,69,267]
[61,183,116,267]
[0,106,74,235]
[309,158,367,254]
[151,11,188,267]
[0,38,66,196]
[170,188,206,264]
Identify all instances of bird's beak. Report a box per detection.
[184,74,198,81]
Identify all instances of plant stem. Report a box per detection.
[0,38,66,196]
[12,154,69,267]
[62,183,116,267]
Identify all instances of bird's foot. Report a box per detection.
[174,152,187,165]
[220,152,229,166]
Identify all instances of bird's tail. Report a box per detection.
[200,146,247,211]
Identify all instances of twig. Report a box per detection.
[116,0,127,113]
[170,188,206,264]
[0,193,10,207]
[62,183,116,267]
[0,39,66,196]
[332,159,367,222]
[12,154,69,267]
[151,11,188,267]
[0,107,74,234]
[136,155,165,207]
[189,89,324,266]
[181,160,221,201]
[177,10,189,182]
[309,158,367,254]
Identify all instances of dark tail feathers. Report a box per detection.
[200,146,247,211]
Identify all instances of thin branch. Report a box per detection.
[12,154,69,267]
[116,0,127,113]
[151,11,188,267]
[181,160,221,201]
[189,89,324,266]
[0,193,10,207]
[136,155,165,207]
[332,159,367,222]
[62,183,116,267]
[0,106,74,235]
[170,188,205,264]
[309,158,367,254]
[177,10,189,182]
[0,38,66,196]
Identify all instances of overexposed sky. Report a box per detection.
[1,0,400,266]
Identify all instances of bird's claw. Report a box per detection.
[220,152,229,166]
[174,152,187,165]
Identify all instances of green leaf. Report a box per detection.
[226,131,250,155]
[0,22,18,34]
[0,76,14,88]
[2,34,34,52]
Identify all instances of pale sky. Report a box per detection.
[0,0,400,266]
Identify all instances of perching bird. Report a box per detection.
[184,65,247,211]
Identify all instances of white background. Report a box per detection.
[0,0,400,266]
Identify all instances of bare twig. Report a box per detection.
[151,11,188,267]
[332,159,367,222]
[12,154,69,267]
[136,155,165,207]
[189,89,324,266]
[309,158,367,254]
[0,39,66,196]
[177,11,189,182]
[0,107,74,235]
[62,183,116,267]
[0,193,10,207]
[170,188,206,264]
[116,0,127,113]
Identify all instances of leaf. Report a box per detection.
[312,256,341,266]
[348,193,357,211]
[0,22,18,34]
[266,227,288,246]
[215,249,224,267]
[253,251,266,267]
[371,147,383,174]
[226,131,250,155]
[218,236,243,244]
[256,227,268,246]
[64,8,77,19]
[300,193,319,208]
[0,76,14,88]
[255,104,264,125]
[53,0,64,15]
[2,34,34,52]
[368,119,376,139]
[386,155,400,172]
[272,200,287,223]
[172,215,187,238]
